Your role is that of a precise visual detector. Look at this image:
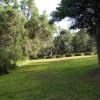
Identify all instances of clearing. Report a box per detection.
[0,56,100,100]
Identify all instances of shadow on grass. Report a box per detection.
[0,57,99,100]
[17,62,99,100]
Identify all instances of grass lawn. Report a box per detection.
[0,56,100,100]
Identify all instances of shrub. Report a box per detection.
[84,52,92,55]
[29,55,38,60]
[65,53,73,57]
[0,67,8,75]
[8,63,17,70]
[74,53,82,56]
[55,55,62,58]
[46,56,52,59]
[0,48,11,74]
[38,54,44,59]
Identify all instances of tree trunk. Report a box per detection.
[95,35,100,66]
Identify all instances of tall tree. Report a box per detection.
[0,8,27,73]
[72,29,89,53]
[51,0,100,65]
[54,29,73,55]
[25,11,56,58]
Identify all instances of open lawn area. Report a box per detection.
[0,56,100,100]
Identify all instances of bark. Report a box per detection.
[95,30,100,66]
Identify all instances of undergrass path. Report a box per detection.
[0,56,100,100]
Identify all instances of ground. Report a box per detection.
[0,56,100,100]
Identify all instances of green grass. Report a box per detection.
[0,57,100,100]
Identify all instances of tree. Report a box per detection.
[27,0,39,17]
[0,8,27,73]
[72,29,90,53]
[25,11,56,58]
[87,37,96,53]
[51,0,100,65]
[21,0,39,19]
[54,29,73,55]
[72,30,96,53]
[13,1,20,9]
[38,11,56,49]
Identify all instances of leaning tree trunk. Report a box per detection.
[95,34,100,66]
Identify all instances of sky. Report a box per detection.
[17,0,71,29]
[35,0,61,15]
[35,0,71,29]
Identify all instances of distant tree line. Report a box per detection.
[40,28,96,57]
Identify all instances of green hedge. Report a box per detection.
[84,52,93,55]
[65,53,73,57]
[55,55,62,58]
[46,56,55,59]
[29,55,38,60]
[74,53,82,56]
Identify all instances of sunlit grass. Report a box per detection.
[0,56,100,100]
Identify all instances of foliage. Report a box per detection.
[0,8,27,73]
[53,29,96,56]
[51,0,100,65]
[74,53,82,56]
[51,0,100,34]
[0,0,56,74]
[21,0,39,19]
[46,55,54,59]
[65,53,73,57]
[25,11,56,58]
[72,29,95,53]
[84,52,94,55]
[54,29,73,55]
[55,55,62,58]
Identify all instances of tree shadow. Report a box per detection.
[18,62,99,100]
[0,59,99,100]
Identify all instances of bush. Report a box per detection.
[46,56,52,59]
[55,55,62,58]
[84,52,92,55]
[0,48,11,74]
[74,53,82,56]
[0,67,9,75]
[29,55,38,60]
[65,53,73,57]
[38,54,44,59]
[8,63,17,70]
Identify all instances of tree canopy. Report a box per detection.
[51,0,100,35]
[51,0,100,65]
